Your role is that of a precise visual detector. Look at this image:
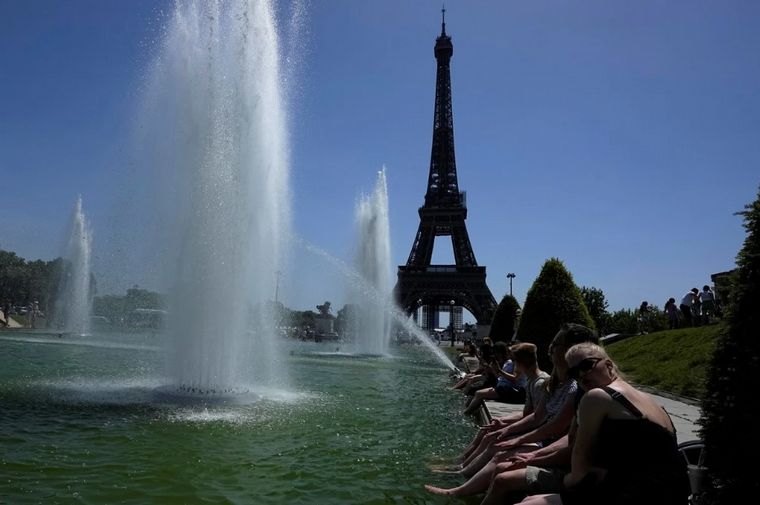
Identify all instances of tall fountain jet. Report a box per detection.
[55,195,93,336]
[351,169,392,355]
[144,0,291,394]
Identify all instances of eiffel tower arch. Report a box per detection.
[394,12,497,330]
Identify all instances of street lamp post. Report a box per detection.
[450,300,456,347]
[507,273,516,297]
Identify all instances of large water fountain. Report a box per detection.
[0,2,473,501]
[142,0,290,395]
[350,169,393,355]
[53,195,93,335]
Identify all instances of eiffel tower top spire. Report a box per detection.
[427,9,458,207]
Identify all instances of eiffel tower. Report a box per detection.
[394,11,497,330]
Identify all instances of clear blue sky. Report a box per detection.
[1,1,758,317]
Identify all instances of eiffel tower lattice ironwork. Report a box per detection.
[394,12,497,328]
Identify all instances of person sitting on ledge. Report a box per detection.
[463,342,526,416]
[457,342,549,462]
[426,340,577,491]
[452,342,494,391]
[425,324,598,499]
[456,339,477,363]
[517,342,690,505]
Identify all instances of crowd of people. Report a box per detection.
[428,323,691,504]
[640,284,721,333]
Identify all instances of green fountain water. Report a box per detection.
[0,331,472,504]
[0,2,474,502]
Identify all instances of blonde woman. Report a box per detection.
[520,343,690,505]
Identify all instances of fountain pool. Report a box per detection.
[0,331,473,504]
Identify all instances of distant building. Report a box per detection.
[711,269,737,306]
[127,308,167,329]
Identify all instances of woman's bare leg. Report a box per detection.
[518,494,562,505]
[458,426,489,462]
[463,445,535,478]
[460,434,491,468]
[461,441,502,476]
[464,388,500,416]
[480,468,528,505]
[425,459,498,497]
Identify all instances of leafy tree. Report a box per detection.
[0,250,27,302]
[489,294,520,342]
[639,304,668,333]
[607,308,639,335]
[92,295,126,325]
[699,185,760,503]
[335,303,358,336]
[607,305,669,335]
[123,286,164,312]
[280,309,316,330]
[92,286,166,327]
[580,286,610,335]
[516,258,595,371]
[0,250,63,315]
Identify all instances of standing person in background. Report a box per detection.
[699,285,716,325]
[26,301,36,329]
[691,290,702,327]
[637,301,652,334]
[679,288,698,327]
[664,298,680,330]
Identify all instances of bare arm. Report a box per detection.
[493,411,539,439]
[564,390,607,488]
[506,434,570,468]
[498,392,576,446]
[530,437,571,467]
[489,362,520,382]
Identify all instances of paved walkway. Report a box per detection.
[1,311,23,328]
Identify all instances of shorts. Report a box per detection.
[525,466,568,494]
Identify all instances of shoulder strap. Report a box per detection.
[601,386,644,418]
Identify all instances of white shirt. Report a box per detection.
[680,292,695,306]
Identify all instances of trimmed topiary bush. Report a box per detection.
[699,185,760,503]
[516,258,595,371]
[489,294,520,342]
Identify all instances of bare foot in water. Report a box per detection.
[425,485,455,496]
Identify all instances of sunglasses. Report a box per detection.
[567,358,602,380]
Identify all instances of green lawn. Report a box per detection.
[446,324,721,400]
[606,323,723,400]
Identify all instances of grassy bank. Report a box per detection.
[605,322,723,400]
[444,324,721,399]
